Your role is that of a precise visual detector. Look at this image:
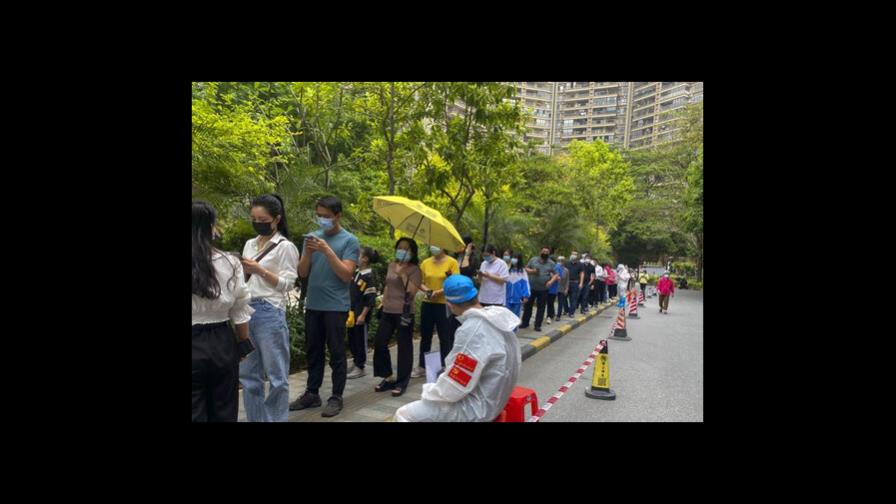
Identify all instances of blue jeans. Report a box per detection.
[239,299,290,422]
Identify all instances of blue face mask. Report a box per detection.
[502,255,511,262]
[483,254,494,263]
[510,258,518,265]
[430,246,441,255]
[316,216,334,231]
[395,249,410,263]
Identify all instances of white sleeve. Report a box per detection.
[228,258,255,324]
[273,241,300,293]
[495,261,510,282]
[420,321,488,403]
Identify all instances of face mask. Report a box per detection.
[316,216,334,231]
[571,255,578,262]
[502,255,511,262]
[541,253,549,260]
[510,258,518,265]
[483,255,494,263]
[252,221,274,236]
[395,249,410,263]
[430,246,441,255]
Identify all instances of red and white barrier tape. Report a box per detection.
[527,323,615,422]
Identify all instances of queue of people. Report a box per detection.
[194,193,660,422]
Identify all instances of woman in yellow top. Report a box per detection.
[412,244,459,377]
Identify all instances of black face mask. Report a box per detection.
[253,221,274,236]
[541,253,549,260]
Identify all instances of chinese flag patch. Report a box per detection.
[448,365,472,387]
[454,353,479,373]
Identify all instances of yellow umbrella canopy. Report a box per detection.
[372,196,465,252]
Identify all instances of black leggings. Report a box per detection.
[373,312,414,384]
[419,302,451,368]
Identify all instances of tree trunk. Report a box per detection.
[482,198,491,248]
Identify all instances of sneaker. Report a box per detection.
[555,317,561,322]
[534,327,542,332]
[289,391,321,411]
[519,325,529,329]
[411,366,426,378]
[545,318,552,325]
[321,396,343,417]
[346,366,366,379]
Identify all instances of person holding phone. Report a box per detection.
[290,196,359,418]
[372,238,422,397]
[192,200,256,422]
[238,194,299,422]
[457,235,480,281]
[412,244,459,377]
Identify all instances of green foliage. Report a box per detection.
[192,83,705,372]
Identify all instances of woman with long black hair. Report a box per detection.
[192,200,255,422]
[238,193,300,422]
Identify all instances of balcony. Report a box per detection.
[592,108,617,116]
[560,92,591,101]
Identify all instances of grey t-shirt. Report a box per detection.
[526,257,556,291]
[305,228,361,312]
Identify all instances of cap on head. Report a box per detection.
[443,274,478,303]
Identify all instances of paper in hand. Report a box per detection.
[424,351,443,383]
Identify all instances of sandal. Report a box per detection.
[375,378,396,392]
[391,380,409,397]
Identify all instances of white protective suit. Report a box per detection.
[394,306,521,422]
[617,265,631,294]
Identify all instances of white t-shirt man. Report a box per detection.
[478,258,510,305]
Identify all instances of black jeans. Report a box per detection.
[522,290,548,328]
[596,280,607,303]
[557,292,568,319]
[577,284,591,312]
[192,322,239,422]
[609,284,617,298]
[373,312,414,384]
[567,282,580,316]
[419,302,451,368]
[347,318,368,369]
[305,310,348,398]
[547,293,557,319]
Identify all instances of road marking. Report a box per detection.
[531,336,551,350]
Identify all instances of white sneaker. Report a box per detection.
[411,366,426,378]
[346,366,366,379]
[545,318,552,325]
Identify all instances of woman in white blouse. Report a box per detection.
[238,194,300,422]
[192,200,255,422]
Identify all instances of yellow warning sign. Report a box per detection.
[591,353,610,390]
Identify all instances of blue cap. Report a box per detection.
[443,274,478,303]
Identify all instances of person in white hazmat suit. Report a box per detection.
[617,264,632,297]
[393,274,521,422]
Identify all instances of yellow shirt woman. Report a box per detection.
[419,254,459,304]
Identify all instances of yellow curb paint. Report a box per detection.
[577,316,586,322]
[559,324,572,334]
[531,336,551,350]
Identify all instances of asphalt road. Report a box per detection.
[516,289,703,422]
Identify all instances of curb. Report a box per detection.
[519,298,617,362]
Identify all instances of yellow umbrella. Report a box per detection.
[372,196,465,252]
